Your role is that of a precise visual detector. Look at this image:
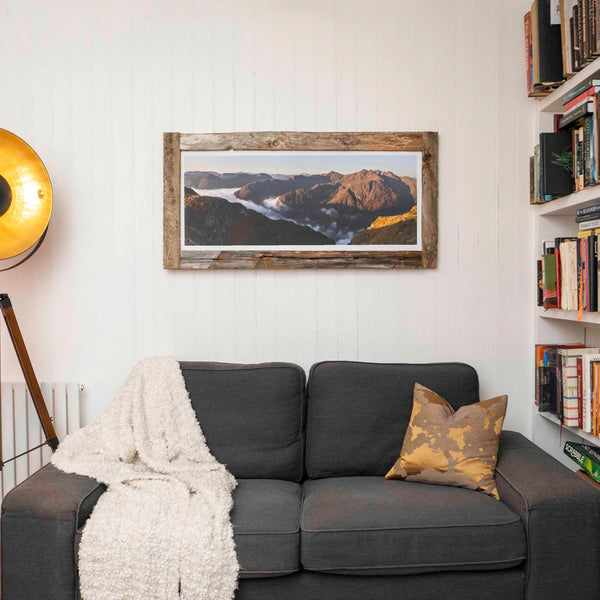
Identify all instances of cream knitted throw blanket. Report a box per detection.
[51,356,239,600]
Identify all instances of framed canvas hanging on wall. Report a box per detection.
[163,131,438,269]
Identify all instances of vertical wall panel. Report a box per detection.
[1,0,533,435]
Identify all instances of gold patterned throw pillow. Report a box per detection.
[385,383,507,499]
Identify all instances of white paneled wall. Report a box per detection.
[0,0,534,430]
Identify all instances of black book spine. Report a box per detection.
[537,0,564,82]
[560,102,592,129]
[577,203,600,216]
[583,0,589,60]
[576,211,600,222]
[576,3,582,69]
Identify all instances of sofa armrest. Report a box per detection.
[496,431,600,600]
[1,464,105,600]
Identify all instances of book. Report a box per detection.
[533,0,565,84]
[564,441,600,482]
[579,229,598,310]
[564,86,600,111]
[578,356,584,428]
[559,347,600,426]
[577,203,600,216]
[543,252,558,308]
[540,132,574,196]
[536,343,585,411]
[530,155,536,203]
[525,12,533,95]
[580,218,600,230]
[576,211,600,221]
[559,101,594,129]
[583,352,600,430]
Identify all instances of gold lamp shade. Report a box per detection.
[0,129,52,260]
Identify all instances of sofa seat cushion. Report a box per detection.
[76,479,302,580]
[300,477,526,576]
[232,479,302,578]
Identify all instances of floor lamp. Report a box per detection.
[0,129,59,469]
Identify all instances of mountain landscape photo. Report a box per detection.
[182,153,420,247]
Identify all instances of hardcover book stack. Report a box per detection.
[525,0,600,97]
[559,79,600,191]
[537,218,599,311]
[524,0,565,97]
[536,343,600,433]
[559,0,600,77]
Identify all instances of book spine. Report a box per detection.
[526,12,533,95]
[584,117,592,187]
[592,363,600,435]
[559,102,593,129]
[590,234,598,310]
[563,354,580,427]
[579,126,585,189]
[564,87,596,111]
[557,353,564,421]
[577,203,600,216]
[576,211,600,221]
[578,357,584,428]
[583,0,589,60]
[580,218,600,230]
[556,239,563,308]
[576,0,582,71]
[584,358,591,431]
[564,79,600,104]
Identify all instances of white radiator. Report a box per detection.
[0,382,81,498]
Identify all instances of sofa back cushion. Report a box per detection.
[180,362,305,481]
[306,361,479,478]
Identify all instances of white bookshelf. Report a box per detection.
[533,59,600,462]
[538,56,600,113]
[538,411,600,446]
[538,307,600,325]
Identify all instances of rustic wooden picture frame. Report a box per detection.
[164,131,438,269]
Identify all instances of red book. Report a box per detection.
[525,12,532,95]
[578,357,584,429]
[564,87,600,111]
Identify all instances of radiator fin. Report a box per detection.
[0,382,81,498]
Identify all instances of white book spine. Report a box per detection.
[580,219,600,231]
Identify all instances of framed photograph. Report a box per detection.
[164,131,437,269]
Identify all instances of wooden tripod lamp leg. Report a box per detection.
[0,294,59,454]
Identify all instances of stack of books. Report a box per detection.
[525,0,600,98]
[537,222,599,311]
[560,0,600,77]
[535,343,600,432]
[559,79,600,191]
[524,0,565,97]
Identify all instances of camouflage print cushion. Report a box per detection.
[385,383,507,499]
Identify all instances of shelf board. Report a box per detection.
[538,56,600,113]
[536,185,600,216]
[537,307,600,325]
[538,411,600,446]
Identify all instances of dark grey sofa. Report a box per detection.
[3,361,600,600]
